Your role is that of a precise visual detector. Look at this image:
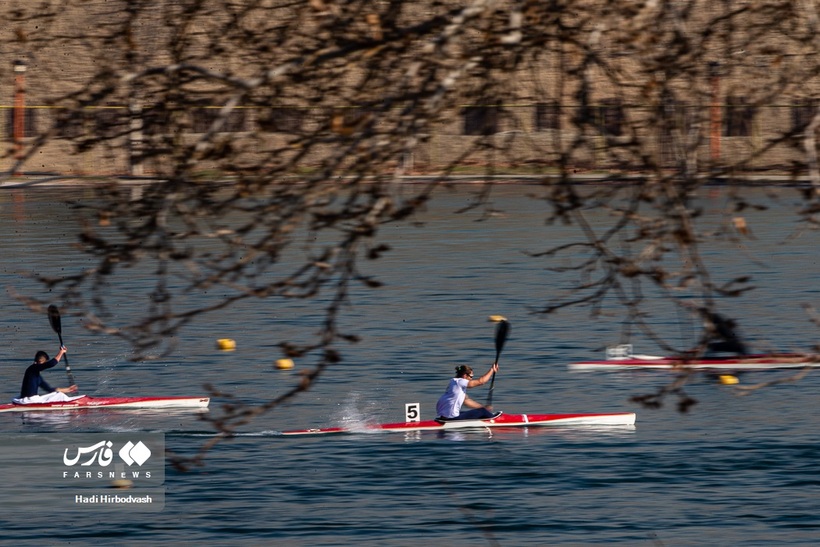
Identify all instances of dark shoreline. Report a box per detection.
[0,172,814,189]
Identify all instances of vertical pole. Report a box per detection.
[709,62,721,168]
[13,60,27,171]
[129,96,144,177]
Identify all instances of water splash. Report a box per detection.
[335,391,383,433]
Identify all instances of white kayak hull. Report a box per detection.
[281,411,637,436]
[569,352,820,372]
[0,395,210,413]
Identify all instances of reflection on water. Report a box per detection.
[13,408,210,432]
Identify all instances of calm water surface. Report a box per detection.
[0,184,818,546]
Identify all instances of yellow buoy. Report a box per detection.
[719,374,739,385]
[216,339,236,351]
[275,358,295,370]
[488,315,507,323]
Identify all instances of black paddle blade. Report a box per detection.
[48,304,74,390]
[494,320,510,362]
[47,305,62,335]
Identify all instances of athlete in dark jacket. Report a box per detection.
[19,346,76,398]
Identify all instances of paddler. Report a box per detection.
[13,346,78,404]
[435,363,500,421]
[698,308,749,356]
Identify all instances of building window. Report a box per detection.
[6,108,37,138]
[791,99,817,133]
[534,102,560,131]
[330,107,372,135]
[597,98,624,136]
[141,105,171,136]
[54,106,124,140]
[724,96,754,137]
[94,105,125,139]
[463,106,499,135]
[259,107,303,133]
[55,110,85,139]
[191,106,247,133]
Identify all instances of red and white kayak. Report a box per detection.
[0,395,210,413]
[569,344,820,372]
[281,411,637,436]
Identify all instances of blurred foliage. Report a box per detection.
[4,1,820,453]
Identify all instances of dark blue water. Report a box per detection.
[0,184,818,545]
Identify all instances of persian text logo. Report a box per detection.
[63,440,152,467]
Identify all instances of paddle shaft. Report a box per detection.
[47,306,76,389]
[57,331,75,387]
[486,320,510,407]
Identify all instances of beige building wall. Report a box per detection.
[0,1,816,177]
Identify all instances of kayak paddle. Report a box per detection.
[47,305,77,392]
[486,319,510,407]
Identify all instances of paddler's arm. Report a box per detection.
[54,346,67,362]
[38,347,67,373]
[39,377,55,393]
[462,396,483,409]
[467,363,498,388]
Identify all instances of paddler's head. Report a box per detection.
[455,365,474,379]
[34,351,49,364]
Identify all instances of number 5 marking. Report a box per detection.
[405,403,420,422]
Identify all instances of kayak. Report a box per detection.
[281,411,637,436]
[0,395,210,413]
[569,344,820,372]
